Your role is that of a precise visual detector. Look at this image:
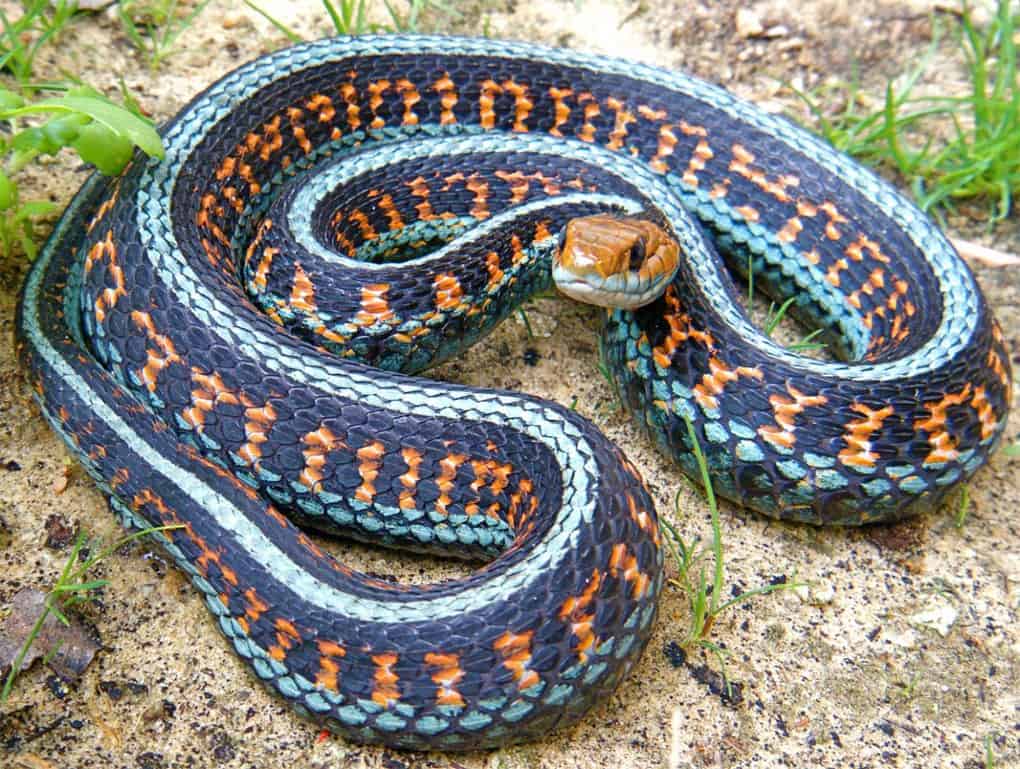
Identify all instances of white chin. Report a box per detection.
[556,282,653,310]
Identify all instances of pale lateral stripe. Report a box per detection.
[158,33,975,380]
[22,237,593,621]
[287,141,648,267]
[26,34,977,623]
[21,176,595,624]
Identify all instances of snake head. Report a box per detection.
[552,215,680,309]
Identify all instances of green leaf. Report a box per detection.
[0,87,25,111]
[71,121,134,175]
[41,112,90,145]
[6,92,163,159]
[0,173,16,210]
[15,200,58,220]
[18,232,40,260]
[117,78,146,119]
[59,91,163,158]
[66,84,106,100]
[12,126,58,156]
[1003,442,1020,458]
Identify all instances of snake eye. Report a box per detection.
[628,238,647,270]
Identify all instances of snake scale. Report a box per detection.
[15,35,1011,750]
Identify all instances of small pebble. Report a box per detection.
[663,641,686,668]
[908,600,958,637]
[221,13,250,30]
[735,8,764,38]
[810,582,836,605]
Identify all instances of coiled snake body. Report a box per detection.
[15,35,1011,750]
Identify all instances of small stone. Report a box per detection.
[211,736,235,763]
[663,641,686,668]
[908,600,958,637]
[137,754,165,769]
[221,13,250,30]
[46,674,71,699]
[885,628,917,648]
[99,680,124,701]
[735,8,764,38]
[758,100,787,114]
[810,582,836,605]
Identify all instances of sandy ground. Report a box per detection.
[0,1,1017,767]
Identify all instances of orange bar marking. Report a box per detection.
[425,652,465,707]
[548,86,573,136]
[290,263,316,313]
[355,440,385,504]
[757,385,828,450]
[493,630,538,691]
[371,652,400,707]
[434,273,465,311]
[838,403,894,468]
[432,74,458,125]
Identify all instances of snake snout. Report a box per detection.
[552,215,680,310]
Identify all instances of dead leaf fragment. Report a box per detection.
[0,588,101,685]
[951,237,1020,267]
[10,753,59,769]
[44,515,77,550]
[51,468,69,495]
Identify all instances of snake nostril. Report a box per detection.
[628,238,647,270]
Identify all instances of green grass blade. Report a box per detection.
[714,578,800,615]
[763,296,797,336]
[51,579,109,594]
[242,0,303,43]
[321,0,345,34]
[681,415,722,617]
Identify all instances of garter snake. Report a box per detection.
[15,35,1011,751]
